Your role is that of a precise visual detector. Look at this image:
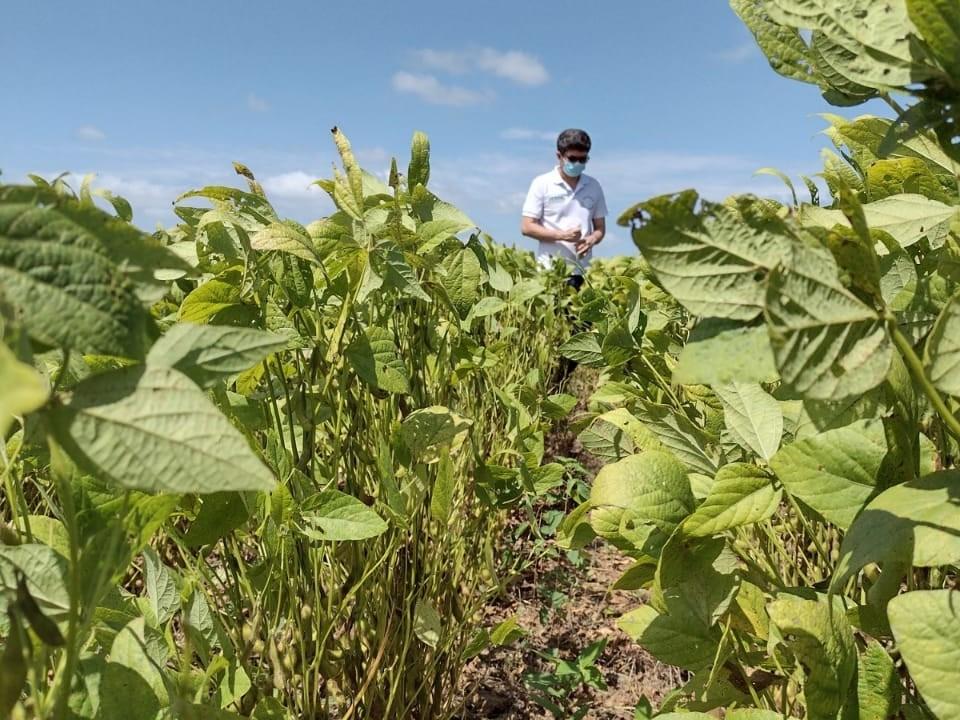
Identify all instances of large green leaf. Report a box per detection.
[769,418,887,529]
[673,320,778,386]
[589,451,694,555]
[888,590,960,720]
[630,193,791,321]
[0,205,149,358]
[683,464,781,537]
[49,365,275,493]
[767,593,856,720]
[716,382,783,460]
[299,489,388,541]
[765,245,892,401]
[833,471,960,588]
[146,324,286,389]
[731,0,816,83]
[925,292,960,397]
[345,326,410,394]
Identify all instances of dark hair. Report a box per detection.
[557,128,591,154]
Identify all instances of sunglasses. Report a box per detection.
[562,154,589,163]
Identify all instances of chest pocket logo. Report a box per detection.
[545,192,569,210]
[580,196,596,211]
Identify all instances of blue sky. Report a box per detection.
[0,1,891,257]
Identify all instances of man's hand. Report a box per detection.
[558,227,582,243]
[576,233,601,256]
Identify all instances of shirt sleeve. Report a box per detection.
[592,185,608,219]
[521,177,544,219]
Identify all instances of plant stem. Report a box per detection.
[889,321,960,443]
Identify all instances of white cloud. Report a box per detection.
[392,72,493,107]
[413,49,472,74]
[500,128,557,142]
[247,93,269,112]
[476,49,548,86]
[716,41,758,63]
[412,47,549,86]
[75,125,106,142]
[260,171,323,200]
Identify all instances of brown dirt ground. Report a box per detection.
[455,369,685,719]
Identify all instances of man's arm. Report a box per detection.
[521,216,581,243]
[576,216,605,256]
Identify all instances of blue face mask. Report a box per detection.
[562,160,586,177]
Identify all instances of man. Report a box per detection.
[520,128,607,289]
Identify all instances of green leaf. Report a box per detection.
[345,326,410,394]
[634,402,722,476]
[888,590,960,720]
[655,534,740,628]
[300,489,388,541]
[250,220,322,263]
[857,639,900,720]
[0,544,69,621]
[683,464,781,537]
[589,451,694,555]
[142,547,178,626]
[559,332,605,367]
[331,127,365,215]
[542,393,578,420]
[769,418,887,529]
[101,617,168,716]
[408,130,431,190]
[800,194,956,250]
[442,246,482,319]
[925,291,960,397]
[833,471,960,588]
[183,492,251,547]
[673,320,778,386]
[49,365,275,493]
[398,406,471,455]
[0,195,150,358]
[577,408,662,463]
[179,276,255,326]
[617,604,720,670]
[731,0,816,83]
[631,192,791,321]
[767,593,856,720]
[715,382,783,460]
[908,0,960,81]
[147,324,286,389]
[413,599,442,648]
[766,245,892,401]
[0,343,48,436]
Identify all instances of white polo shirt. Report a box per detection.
[522,167,608,275]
